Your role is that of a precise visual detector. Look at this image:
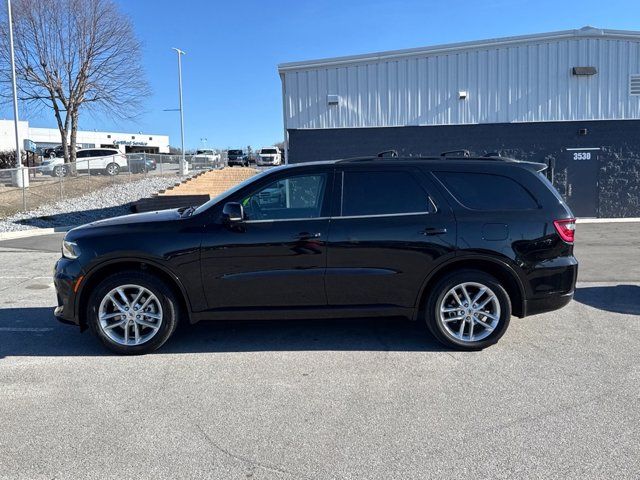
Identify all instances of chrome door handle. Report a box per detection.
[421,227,447,236]
[295,232,322,240]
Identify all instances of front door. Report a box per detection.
[564,148,600,217]
[200,169,333,310]
[326,166,456,309]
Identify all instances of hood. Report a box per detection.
[66,208,183,240]
[90,208,182,227]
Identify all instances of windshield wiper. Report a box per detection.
[180,206,197,217]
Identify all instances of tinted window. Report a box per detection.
[99,149,117,157]
[435,171,538,210]
[242,174,327,221]
[76,150,90,158]
[228,150,243,156]
[261,149,277,154]
[341,170,429,216]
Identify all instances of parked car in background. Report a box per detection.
[54,154,577,354]
[190,149,221,169]
[128,154,157,173]
[257,146,283,166]
[42,145,78,159]
[40,148,127,177]
[227,149,249,167]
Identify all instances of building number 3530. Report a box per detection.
[573,152,592,160]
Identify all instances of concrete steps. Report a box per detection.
[131,167,258,213]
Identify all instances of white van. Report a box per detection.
[257,146,283,166]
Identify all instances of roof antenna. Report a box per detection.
[377,150,398,158]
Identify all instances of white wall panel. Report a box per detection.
[281,31,640,129]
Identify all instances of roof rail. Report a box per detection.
[441,149,471,158]
[377,149,398,158]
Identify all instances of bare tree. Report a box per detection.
[0,0,149,163]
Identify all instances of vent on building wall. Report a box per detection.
[631,75,640,96]
[572,66,597,76]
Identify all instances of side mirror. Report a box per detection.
[222,202,244,222]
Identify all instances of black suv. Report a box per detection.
[54,156,578,354]
[227,149,249,167]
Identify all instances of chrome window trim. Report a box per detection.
[243,217,330,224]
[333,211,432,220]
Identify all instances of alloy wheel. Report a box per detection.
[97,284,163,346]
[438,282,501,343]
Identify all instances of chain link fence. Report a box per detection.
[0,153,226,218]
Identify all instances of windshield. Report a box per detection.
[196,150,214,155]
[261,148,277,154]
[193,167,279,215]
[228,150,243,156]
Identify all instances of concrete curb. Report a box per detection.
[0,226,71,241]
[576,217,640,224]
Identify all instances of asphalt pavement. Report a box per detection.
[0,223,638,479]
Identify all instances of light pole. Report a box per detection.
[172,47,187,175]
[6,0,25,191]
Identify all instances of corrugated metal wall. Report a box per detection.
[282,36,640,129]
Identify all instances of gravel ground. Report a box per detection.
[0,175,185,232]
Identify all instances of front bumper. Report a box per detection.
[53,257,82,326]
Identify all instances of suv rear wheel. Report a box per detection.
[86,271,179,354]
[105,162,120,176]
[426,270,511,350]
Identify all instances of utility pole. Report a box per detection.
[172,47,188,175]
[6,0,25,185]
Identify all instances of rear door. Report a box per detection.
[325,165,456,309]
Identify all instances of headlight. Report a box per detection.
[62,240,80,259]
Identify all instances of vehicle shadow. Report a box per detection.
[15,205,131,228]
[0,307,445,358]
[573,284,640,315]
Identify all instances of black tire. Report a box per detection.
[52,165,68,177]
[425,269,511,351]
[86,271,180,354]
[105,162,120,176]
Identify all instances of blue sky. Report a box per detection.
[6,0,640,150]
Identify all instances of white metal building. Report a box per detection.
[279,26,640,130]
[278,26,640,218]
[0,119,170,154]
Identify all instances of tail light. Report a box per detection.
[553,218,576,243]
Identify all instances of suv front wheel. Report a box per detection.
[426,270,511,350]
[86,271,179,354]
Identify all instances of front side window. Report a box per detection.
[341,170,431,217]
[241,173,327,221]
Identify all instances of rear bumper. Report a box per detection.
[523,290,574,316]
[522,258,578,316]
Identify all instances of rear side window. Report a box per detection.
[341,170,430,216]
[435,171,538,210]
